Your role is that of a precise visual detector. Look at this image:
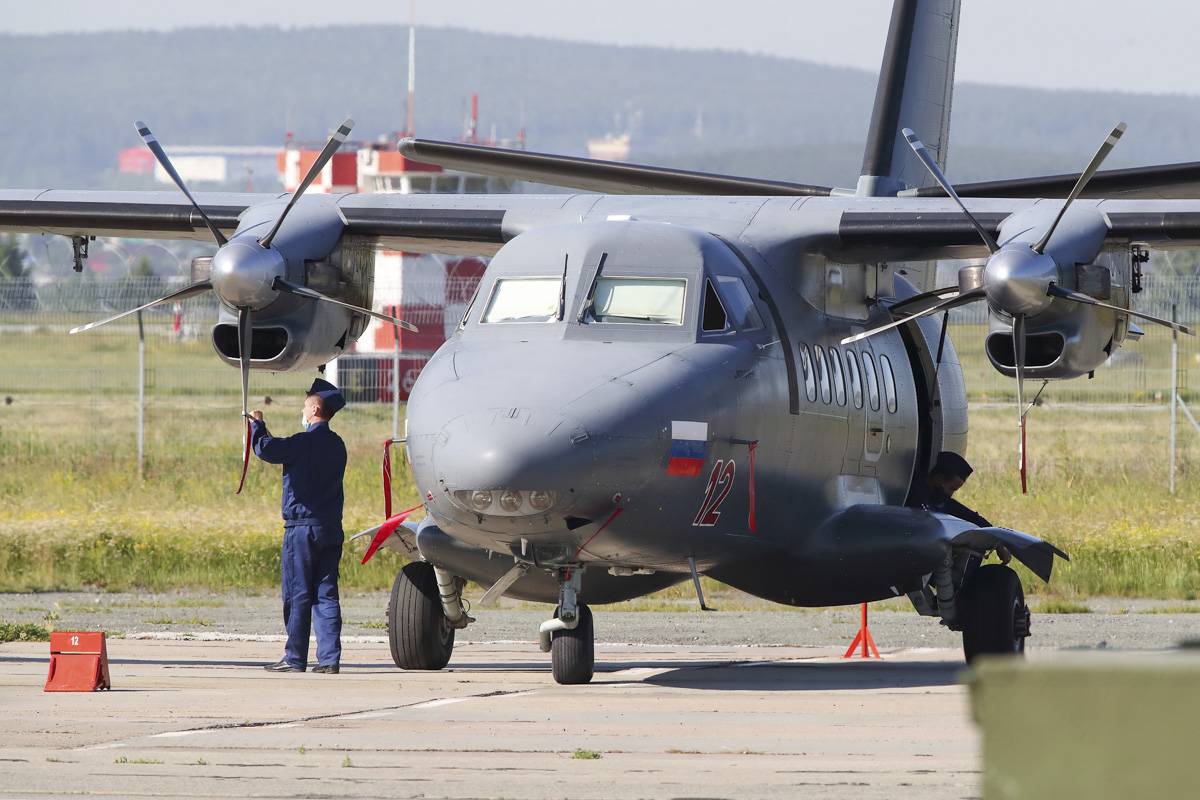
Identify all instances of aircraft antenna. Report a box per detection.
[405,0,416,136]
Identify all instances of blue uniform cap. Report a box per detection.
[306,378,346,418]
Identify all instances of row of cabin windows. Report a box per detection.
[799,344,898,413]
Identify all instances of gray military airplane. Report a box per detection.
[4,0,1199,683]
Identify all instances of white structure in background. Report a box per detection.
[151,146,280,188]
[586,133,631,162]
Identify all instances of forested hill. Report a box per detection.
[1,25,1198,190]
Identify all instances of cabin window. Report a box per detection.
[814,345,831,404]
[799,344,817,402]
[481,277,562,323]
[829,348,846,406]
[713,275,763,330]
[701,280,728,332]
[463,176,489,193]
[587,277,686,325]
[862,352,881,411]
[881,354,898,413]
[845,350,863,409]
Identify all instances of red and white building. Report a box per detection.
[279,98,521,401]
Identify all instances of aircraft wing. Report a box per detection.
[833,198,1200,261]
[0,189,585,257]
[904,160,1200,201]
[397,138,835,197]
[5,189,1200,264]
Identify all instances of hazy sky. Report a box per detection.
[8,1,1200,97]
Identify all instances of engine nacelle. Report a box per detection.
[208,235,375,372]
[982,247,1134,380]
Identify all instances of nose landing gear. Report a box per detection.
[539,568,594,684]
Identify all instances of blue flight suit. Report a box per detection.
[251,419,348,669]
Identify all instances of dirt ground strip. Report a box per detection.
[2,590,1199,650]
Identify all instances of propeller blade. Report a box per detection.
[1013,315,1028,495]
[841,288,985,346]
[887,284,961,316]
[236,307,252,495]
[271,277,419,332]
[1046,283,1193,334]
[902,129,998,253]
[1033,122,1126,254]
[135,122,228,247]
[259,118,354,249]
[69,280,211,335]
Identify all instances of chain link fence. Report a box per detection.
[0,272,1198,462]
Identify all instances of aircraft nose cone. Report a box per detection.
[433,409,592,494]
[210,239,286,310]
[983,246,1057,318]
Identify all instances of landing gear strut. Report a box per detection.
[540,568,594,684]
[959,564,1030,663]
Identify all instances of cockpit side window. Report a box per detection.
[702,279,728,332]
[713,275,763,330]
[481,277,562,323]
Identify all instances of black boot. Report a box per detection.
[312,663,339,674]
[264,660,304,672]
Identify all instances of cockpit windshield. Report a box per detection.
[481,277,562,323]
[586,277,686,325]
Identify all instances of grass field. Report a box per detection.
[2,319,1200,601]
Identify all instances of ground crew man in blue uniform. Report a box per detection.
[250,378,348,674]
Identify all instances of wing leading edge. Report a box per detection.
[0,190,580,257]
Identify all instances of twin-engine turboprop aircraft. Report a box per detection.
[4,0,1200,683]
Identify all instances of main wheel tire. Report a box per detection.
[551,604,594,685]
[387,561,455,670]
[960,563,1029,664]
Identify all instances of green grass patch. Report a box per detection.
[1031,599,1091,614]
[571,749,602,760]
[4,383,1200,599]
[1137,604,1200,614]
[143,615,213,626]
[0,621,51,642]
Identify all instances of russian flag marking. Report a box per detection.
[667,420,708,476]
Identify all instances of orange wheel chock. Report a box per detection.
[44,631,111,692]
[843,603,882,659]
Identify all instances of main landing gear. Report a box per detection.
[386,561,472,670]
[958,564,1030,663]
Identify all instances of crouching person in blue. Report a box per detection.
[250,378,348,674]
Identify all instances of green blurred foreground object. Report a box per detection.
[970,653,1200,798]
[0,621,51,642]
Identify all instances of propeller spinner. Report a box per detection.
[70,118,417,493]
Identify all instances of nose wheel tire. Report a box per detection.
[960,564,1029,664]
[387,561,455,670]
[551,603,594,685]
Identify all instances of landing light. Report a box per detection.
[453,489,559,516]
[499,490,523,513]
